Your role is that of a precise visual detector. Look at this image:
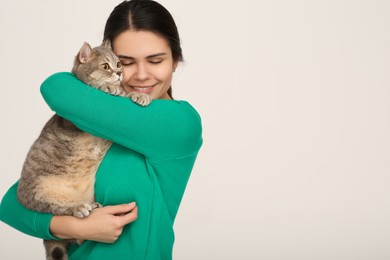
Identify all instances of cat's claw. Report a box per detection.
[92,202,103,209]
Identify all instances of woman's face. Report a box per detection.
[112,30,177,100]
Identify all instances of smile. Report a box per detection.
[131,83,158,92]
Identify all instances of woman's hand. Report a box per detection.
[50,202,138,243]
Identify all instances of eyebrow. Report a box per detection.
[117,52,168,60]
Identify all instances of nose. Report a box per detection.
[134,63,149,80]
[116,71,122,77]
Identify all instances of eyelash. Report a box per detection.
[121,62,134,66]
[120,60,162,66]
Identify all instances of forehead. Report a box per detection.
[112,30,171,58]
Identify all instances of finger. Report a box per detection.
[117,205,138,226]
[104,202,136,215]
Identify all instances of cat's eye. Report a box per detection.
[102,63,110,71]
[117,61,122,68]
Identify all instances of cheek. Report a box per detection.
[164,74,173,86]
[121,67,133,81]
[154,66,174,83]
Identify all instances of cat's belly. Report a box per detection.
[36,173,96,207]
[35,134,111,207]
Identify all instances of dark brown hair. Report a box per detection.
[103,0,183,98]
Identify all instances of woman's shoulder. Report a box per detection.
[149,99,203,157]
[151,99,202,136]
[174,100,201,120]
[154,99,201,119]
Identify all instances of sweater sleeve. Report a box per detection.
[0,181,57,240]
[40,72,203,160]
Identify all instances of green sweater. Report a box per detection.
[0,72,203,259]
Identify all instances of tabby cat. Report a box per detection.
[17,41,151,260]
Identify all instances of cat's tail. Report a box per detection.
[43,240,69,260]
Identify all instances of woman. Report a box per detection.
[0,0,202,259]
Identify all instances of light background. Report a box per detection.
[1,0,390,259]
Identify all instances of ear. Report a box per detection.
[78,42,93,63]
[101,39,112,49]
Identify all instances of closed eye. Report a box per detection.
[149,60,162,64]
[119,58,134,66]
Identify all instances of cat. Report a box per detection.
[16,41,151,260]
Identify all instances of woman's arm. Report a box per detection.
[0,181,56,240]
[40,72,203,160]
[0,182,138,243]
[50,203,138,243]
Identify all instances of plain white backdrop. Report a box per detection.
[1,0,390,259]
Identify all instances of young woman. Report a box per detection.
[0,0,203,259]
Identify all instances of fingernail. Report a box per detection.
[129,202,136,207]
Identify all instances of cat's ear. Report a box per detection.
[78,42,93,64]
[101,39,112,49]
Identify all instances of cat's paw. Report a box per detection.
[127,92,152,106]
[73,203,94,218]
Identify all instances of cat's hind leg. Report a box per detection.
[72,202,100,218]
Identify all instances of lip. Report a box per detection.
[130,83,158,93]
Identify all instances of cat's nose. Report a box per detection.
[117,71,123,81]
